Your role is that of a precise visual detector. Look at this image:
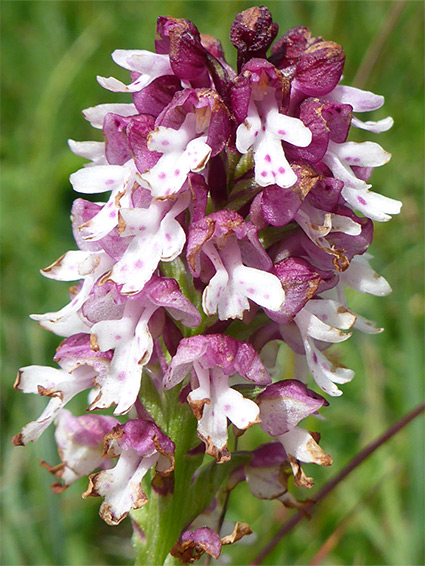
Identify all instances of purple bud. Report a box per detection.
[171,527,222,562]
[295,41,345,96]
[265,257,321,323]
[127,114,161,174]
[54,333,113,371]
[322,100,352,143]
[306,165,344,212]
[132,75,181,116]
[103,113,132,165]
[118,419,175,458]
[257,379,328,436]
[155,17,210,86]
[284,99,330,163]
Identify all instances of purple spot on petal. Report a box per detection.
[278,167,285,174]
[265,154,271,163]
[322,314,328,321]
[118,371,126,381]
[109,211,116,218]
[354,157,360,163]
[261,171,267,177]
[254,130,259,137]
[105,179,115,185]
[174,169,180,176]
[71,298,78,306]
[159,172,166,179]
[115,335,122,340]
[313,353,318,364]
[139,225,146,231]
[224,404,231,412]
[165,233,172,241]
[264,293,270,299]
[358,196,367,205]
[135,259,144,269]
[120,264,128,272]
[161,140,169,146]
[278,129,286,136]
[247,287,255,293]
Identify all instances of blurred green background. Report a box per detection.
[1,1,424,565]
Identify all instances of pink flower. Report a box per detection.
[187,210,285,319]
[163,334,270,461]
[83,419,175,525]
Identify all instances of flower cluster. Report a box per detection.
[13,6,399,559]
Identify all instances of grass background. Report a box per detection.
[1,1,424,565]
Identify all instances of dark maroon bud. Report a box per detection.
[155,16,199,55]
[270,27,345,96]
[200,33,226,61]
[230,6,279,71]
[269,26,317,69]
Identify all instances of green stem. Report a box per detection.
[133,393,202,566]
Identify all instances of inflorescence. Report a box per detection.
[13,6,401,562]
